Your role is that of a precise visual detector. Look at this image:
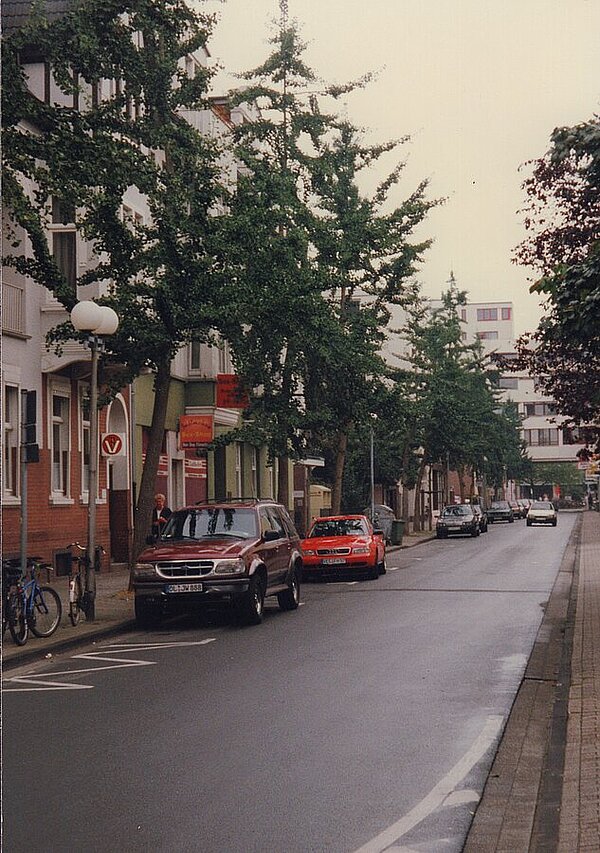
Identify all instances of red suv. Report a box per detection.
[132,500,302,628]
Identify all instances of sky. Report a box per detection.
[205,0,600,336]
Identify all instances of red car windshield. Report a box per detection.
[309,518,369,537]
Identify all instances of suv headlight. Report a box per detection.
[133,563,157,580]
[352,546,370,554]
[214,558,246,575]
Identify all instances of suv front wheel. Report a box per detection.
[236,573,265,626]
[277,565,300,611]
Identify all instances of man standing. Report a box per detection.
[152,493,172,537]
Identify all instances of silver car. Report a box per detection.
[526,500,557,527]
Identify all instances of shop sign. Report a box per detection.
[216,374,249,409]
[179,414,214,448]
[185,458,208,479]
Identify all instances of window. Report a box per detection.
[79,385,91,496]
[51,197,76,288]
[2,283,25,335]
[218,339,229,374]
[461,309,467,321]
[563,427,586,445]
[476,330,498,340]
[266,507,287,537]
[524,428,559,446]
[499,376,519,390]
[477,308,498,321]
[525,402,557,417]
[3,385,20,498]
[501,307,512,320]
[251,447,258,497]
[235,443,242,496]
[189,341,202,372]
[51,392,71,495]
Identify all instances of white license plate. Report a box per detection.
[322,558,347,565]
[165,582,203,593]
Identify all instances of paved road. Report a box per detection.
[3,514,576,853]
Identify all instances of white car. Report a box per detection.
[526,500,557,527]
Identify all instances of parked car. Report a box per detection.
[526,500,558,527]
[487,501,514,523]
[132,499,302,628]
[436,504,480,538]
[301,515,386,581]
[471,504,488,533]
[509,500,524,519]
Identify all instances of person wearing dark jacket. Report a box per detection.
[151,493,172,537]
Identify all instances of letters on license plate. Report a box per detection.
[165,582,203,593]
[322,558,347,565]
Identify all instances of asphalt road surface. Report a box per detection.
[3,513,576,853]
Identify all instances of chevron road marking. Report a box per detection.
[3,639,216,693]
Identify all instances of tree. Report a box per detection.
[308,119,437,512]
[514,116,600,432]
[393,284,528,527]
[2,0,233,558]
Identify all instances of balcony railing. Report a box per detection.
[2,283,25,335]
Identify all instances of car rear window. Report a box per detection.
[531,501,553,509]
[309,518,368,537]
[441,506,472,517]
[491,502,510,509]
[163,507,259,540]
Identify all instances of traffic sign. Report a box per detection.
[101,432,126,456]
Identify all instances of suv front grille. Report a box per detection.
[156,561,214,578]
[316,547,351,556]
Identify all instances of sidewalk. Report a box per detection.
[2,562,134,669]
[1,530,434,670]
[465,509,600,852]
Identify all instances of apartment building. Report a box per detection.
[1,2,281,570]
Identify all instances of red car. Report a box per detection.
[301,515,386,581]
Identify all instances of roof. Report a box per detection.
[1,0,76,36]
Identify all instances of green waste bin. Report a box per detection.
[390,518,405,546]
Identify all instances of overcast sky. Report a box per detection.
[206,0,600,335]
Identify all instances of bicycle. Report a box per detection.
[2,557,62,646]
[66,542,104,625]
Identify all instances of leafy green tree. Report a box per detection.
[515,116,600,433]
[308,120,437,512]
[2,0,232,557]
[393,284,528,527]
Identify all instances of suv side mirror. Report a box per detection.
[263,530,281,542]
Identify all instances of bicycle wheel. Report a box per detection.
[69,575,84,626]
[8,592,28,646]
[29,585,62,637]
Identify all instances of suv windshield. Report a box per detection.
[309,518,369,537]
[162,507,259,540]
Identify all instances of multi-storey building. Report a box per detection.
[1,2,284,571]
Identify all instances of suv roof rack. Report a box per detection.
[194,497,276,506]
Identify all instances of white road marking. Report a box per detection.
[388,567,399,572]
[443,789,480,806]
[352,715,503,853]
[3,639,216,693]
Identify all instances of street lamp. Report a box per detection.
[70,301,119,620]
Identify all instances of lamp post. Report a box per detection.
[70,301,119,620]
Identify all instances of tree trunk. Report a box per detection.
[412,455,428,533]
[277,455,289,506]
[458,466,466,502]
[330,428,349,515]
[132,357,171,562]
